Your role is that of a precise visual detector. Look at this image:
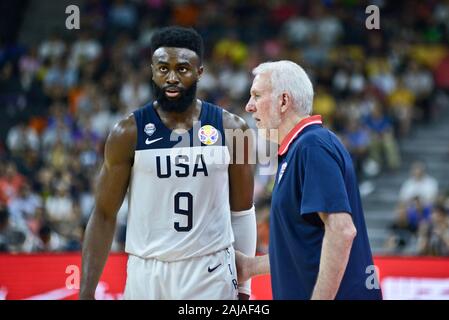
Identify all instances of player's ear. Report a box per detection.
[198,65,204,78]
[150,64,155,80]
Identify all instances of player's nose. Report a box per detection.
[166,71,179,84]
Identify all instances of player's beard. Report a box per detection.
[151,81,198,113]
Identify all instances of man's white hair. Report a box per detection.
[252,60,314,116]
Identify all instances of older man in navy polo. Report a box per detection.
[238,60,382,300]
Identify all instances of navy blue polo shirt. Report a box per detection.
[269,115,382,300]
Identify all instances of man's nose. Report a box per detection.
[166,71,179,84]
[245,100,256,113]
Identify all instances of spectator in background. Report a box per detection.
[6,117,40,156]
[196,62,219,101]
[138,19,156,50]
[72,81,98,116]
[73,115,102,147]
[402,60,434,123]
[283,13,313,46]
[302,36,329,67]
[82,0,108,32]
[0,162,26,206]
[386,204,415,252]
[434,52,449,93]
[417,205,449,256]
[19,46,41,90]
[108,0,138,31]
[364,103,401,172]
[388,78,415,137]
[43,56,78,93]
[172,0,200,26]
[217,61,250,102]
[399,161,439,206]
[29,224,65,252]
[41,105,74,151]
[312,2,343,46]
[89,98,115,139]
[13,148,43,180]
[213,31,249,67]
[47,139,70,171]
[38,31,66,61]
[347,62,366,95]
[0,62,23,99]
[110,33,139,64]
[313,84,336,125]
[0,207,26,252]
[119,72,151,114]
[34,166,54,200]
[341,117,371,178]
[44,181,79,240]
[69,30,102,69]
[405,196,432,233]
[386,197,432,253]
[7,182,42,233]
[368,58,396,96]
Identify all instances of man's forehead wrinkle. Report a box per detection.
[153,47,197,64]
[153,48,168,59]
[252,80,266,92]
[177,50,197,62]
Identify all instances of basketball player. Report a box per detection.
[79,27,256,300]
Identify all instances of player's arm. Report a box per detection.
[223,110,257,300]
[311,212,357,300]
[79,115,136,300]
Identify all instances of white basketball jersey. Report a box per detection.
[125,101,234,261]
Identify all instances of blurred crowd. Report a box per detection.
[1,0,449,255]
[385,161,449,255]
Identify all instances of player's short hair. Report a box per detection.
[150,26,204,63]
[252,60,314,116]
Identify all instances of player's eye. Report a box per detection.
[159,66,168,72]
[178,67,188,73]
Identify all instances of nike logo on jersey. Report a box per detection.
[145,137,163,145]
[208,263,222,273]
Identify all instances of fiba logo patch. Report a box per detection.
[198,125,219,145]
[278,162,288,183]
[144,123,156,136]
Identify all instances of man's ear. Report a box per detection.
[280,93,291,113]
[150,64,155,80]
[198,65,204,78]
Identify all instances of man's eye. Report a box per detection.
[178,67,187,73]
[160,66,168,72]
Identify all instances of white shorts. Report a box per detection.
[123,247,238,300]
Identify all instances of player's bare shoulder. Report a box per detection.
[222,109,253,159]
[104,114,137,165]
[222,109,249,131]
